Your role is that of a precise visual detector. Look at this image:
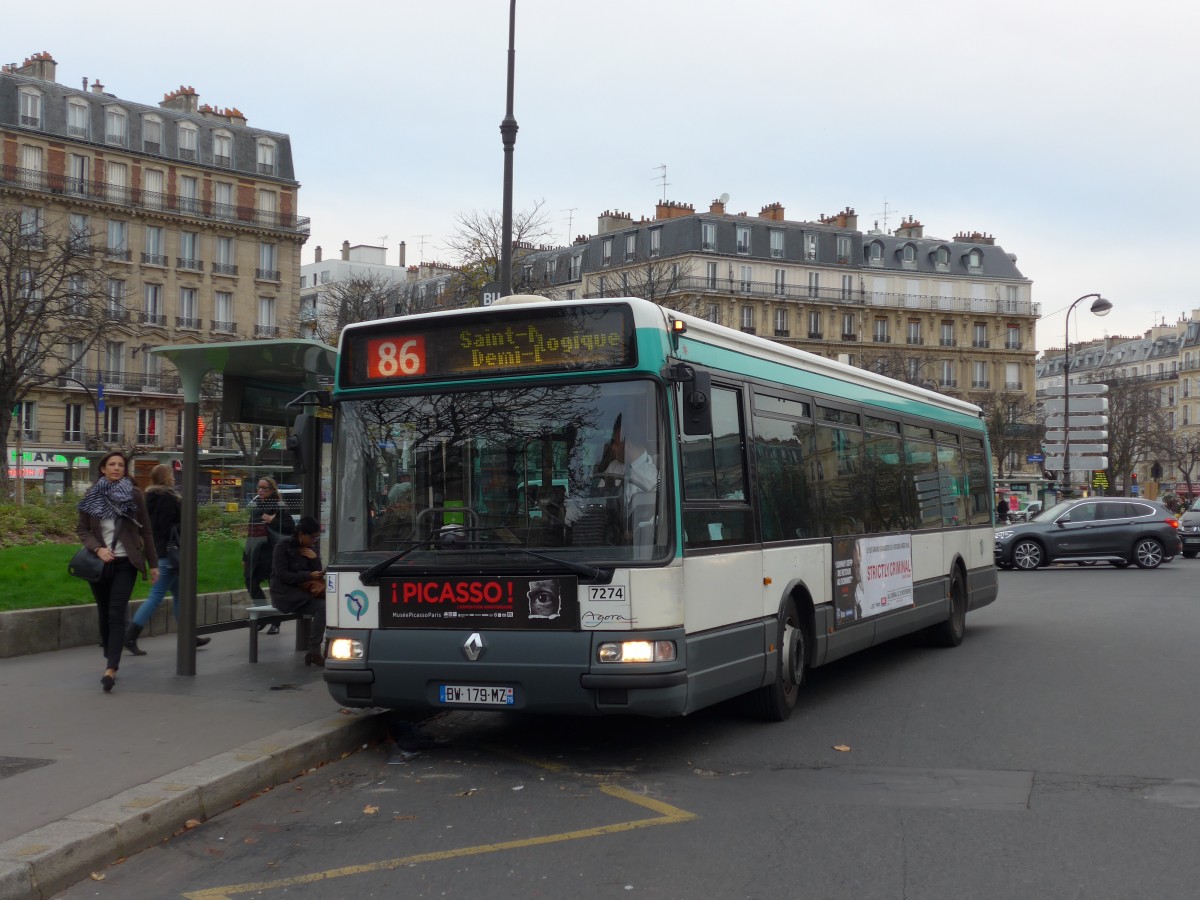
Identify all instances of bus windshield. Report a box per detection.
[333,379,669,565]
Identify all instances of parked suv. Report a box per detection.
[994,497,1181,570]
[1178,508,1200,558]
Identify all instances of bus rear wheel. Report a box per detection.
[927,571,966,647]
[745,600,806,722]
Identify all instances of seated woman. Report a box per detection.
[269,516,327,666]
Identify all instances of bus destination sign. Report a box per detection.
[344,304,636,386]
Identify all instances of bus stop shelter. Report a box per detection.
[149,339,336,676]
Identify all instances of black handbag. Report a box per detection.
[68,546,106,582]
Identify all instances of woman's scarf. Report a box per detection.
[78,476,138,521]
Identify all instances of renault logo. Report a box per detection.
[463,632,484,661]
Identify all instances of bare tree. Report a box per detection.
[443,201,554,286]
[1155,431,1200,502]
[598,258,695,307]
[857,347,940,390]
[0,207,110,498]
[1103,375,1171,495]
[304,273,397,345]
[976,389,1041,478]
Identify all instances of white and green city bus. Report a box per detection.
[322,296,998,720]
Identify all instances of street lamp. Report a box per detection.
[1062,293,1113,497]
[498,0,518,298]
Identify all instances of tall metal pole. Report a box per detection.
[498,0,518,298]
[1061,293,1109,499]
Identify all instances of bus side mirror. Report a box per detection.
[288,413,314,475]
[681,369,712,436]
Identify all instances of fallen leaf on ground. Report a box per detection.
[89,873,105,881]
[833,744,851,752]
[185,819,202,829]
[363,805,379,815]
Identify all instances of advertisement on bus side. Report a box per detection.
[379,575,579,630]
[832,534,914,627]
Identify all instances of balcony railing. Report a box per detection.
[774,329,790,337]
[176,257,204,271]
[139,312,168,327]
[212,320,237,333]
[212,262,238,276]
[255,268,281,281]
[940,379,959,388]
[105,248,132,262]
[971,380,991,389]
[1005,341,1023,350]
[906,337,924,345]
[586,275,1041,318]
[141,253,168,266]
[59,368,183,395]
[807,331,823,339]
[1005,381,1023,390]
[175,316,201,330]
[972,340,990,348]
[12,428,40,442]
[940,338,958,347]
[842,333,858,341]
[63,430,83,443]
[873,335,891,343]
[0,165,311,235]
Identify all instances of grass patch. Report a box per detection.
[0,539,246,611]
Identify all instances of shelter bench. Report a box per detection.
[195,605,311,662]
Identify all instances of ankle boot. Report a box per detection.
[124,623,147,656]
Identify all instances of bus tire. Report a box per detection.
[745,599,806,722]
[927,570,966,648]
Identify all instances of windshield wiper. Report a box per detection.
[475,544,609,581]
[359,540,426,585]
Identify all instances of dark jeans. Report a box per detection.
[279,595,326,654]
[89,558,138,670]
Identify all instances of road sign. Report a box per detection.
[1044,428,1108,441]
[1043,455,1109,471]
[1042,397,1109,415]
[1027,453,1045,463]
[1043,441,1108,455]
[1045,414,1108,428]
[1040,383,1108,398]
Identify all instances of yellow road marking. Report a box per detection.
[182,784,695,899]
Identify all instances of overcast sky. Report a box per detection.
[12,0,1199,349]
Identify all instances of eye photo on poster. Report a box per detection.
[833,534,914,627]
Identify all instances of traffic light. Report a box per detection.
[1131,472,1138,483]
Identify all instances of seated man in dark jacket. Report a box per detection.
[269,516,327,666]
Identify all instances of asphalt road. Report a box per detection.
[60,563,1200,900]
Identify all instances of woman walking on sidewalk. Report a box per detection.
[123,464,210,655]
[75,451,158,692]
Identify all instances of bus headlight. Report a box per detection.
[328,638,364,661]
[597,640,677,663]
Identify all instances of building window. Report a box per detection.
[105,161,127,203]
[807,271,820,299]
[105,107,127,146]
[868,241,883,266]
[137,409,162,444]
[178,122,198,160]
[143,226,166,266]
[569,255,581,280]
[106,220,128,258]
[215,236,236,275]
[706,261,718,289]
[808,310,822,339]
[179,287,198,328]
[972,361,989,388]
[1006,324,1021,350]
[19,206,43,245]
[601,238,613,266]
[842,312,856,340]
[739,265,753,292]
[143,283,164,325]
[940,321,956,347]
[106,279,126,318]
[69,213,90,251]
[804,233,818,261]
[64,403,83,442]
[14,401,36,440]
[179,232,200,269]
[873,318,890,343]
[836,234,851,264]
[935,246,950,272]
[902,244,917,269]
[256,139,277,175]
[179,176,199,214]
[907,320,922,345]
[104,341,125,383]
[967,248,983,272]
[101,406,121,443]
[774,307,788,336]
[214,181,234,216]
[67,100,89,138]
[706,304,720,324]
[773,268,786,296]
[257,296,277,336]
[701,222,716,252]
[142,116,162,154]
[66,153,88,195]
[257,188,277,226]
[649,228,661,258]
[143,169,165,208]
[213,131,233,167]
[741,306,755,332]
[840,274,853,301]
[214,291,234,331]
[257,243,278,280]
[770,230,784,259]
[624,232,636,262]
[940,360,956,387]
[972,323,988,348]
[736,225,751,255]
[18,88,42,128]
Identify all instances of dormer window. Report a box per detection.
[105,106,128,146]
[966,248,983,272]
[67,100,89,138]
[901,243,917,270]
[213,131,233,167]
[256,139,276,175]
[867,240,884,266]
[933,245,950,272]
[18,88,42,128]
[142,116,162,154]
[178,122,198,161]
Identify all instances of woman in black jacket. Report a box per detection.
[269,516,327,666]
[75,451,157,692]
[123,464,210,655]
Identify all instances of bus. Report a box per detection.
[321,296,998,720]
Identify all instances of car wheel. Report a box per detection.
[1134,538,1165,569]
[1184,550,1197,559]
[1012,540,1043,570]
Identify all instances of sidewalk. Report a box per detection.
[0,624,386,900]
